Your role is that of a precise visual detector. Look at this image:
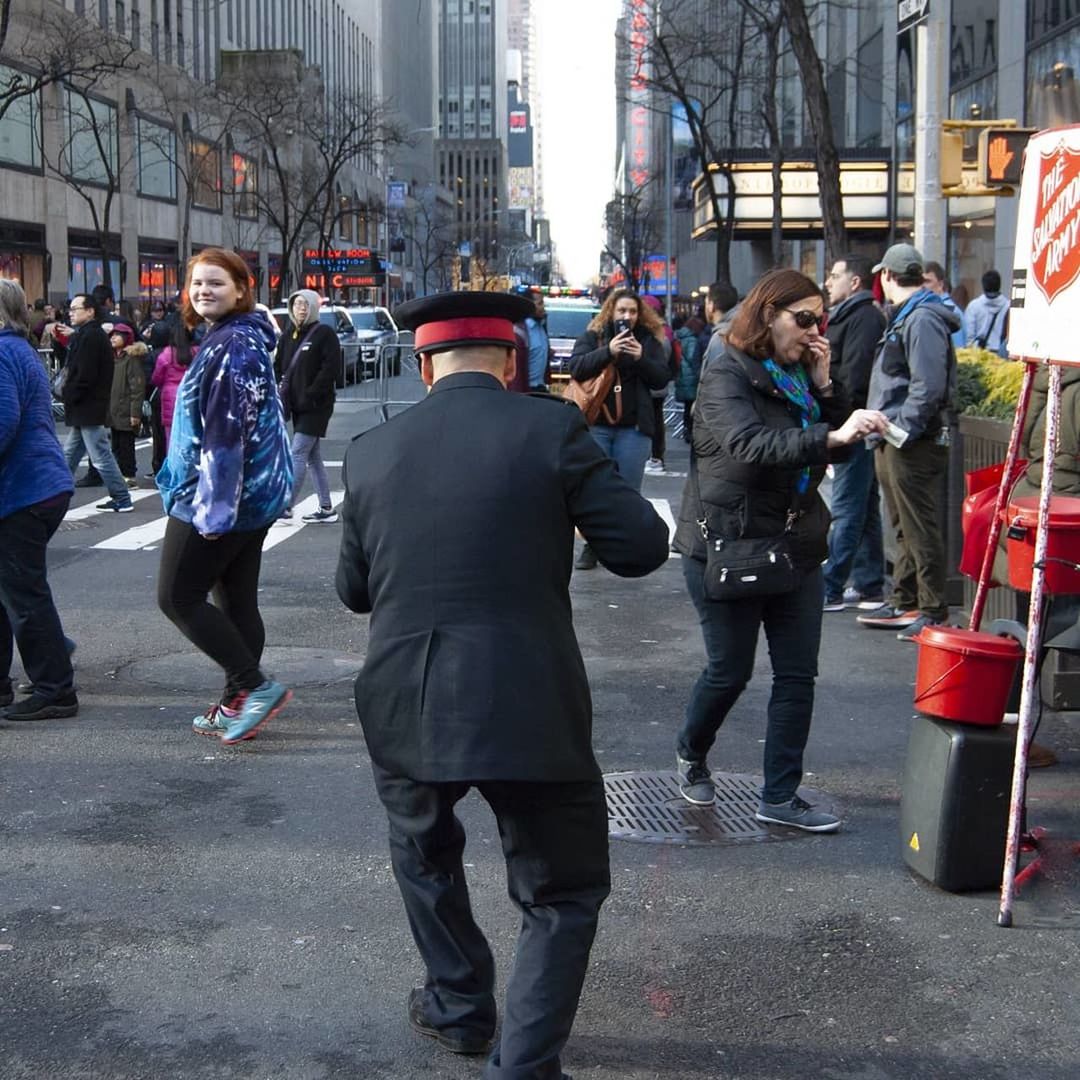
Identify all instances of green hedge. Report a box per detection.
[955,347,1025,421]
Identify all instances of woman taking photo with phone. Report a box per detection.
[569,288,670,569]
[156,248,293,745]
[671,269,888,830]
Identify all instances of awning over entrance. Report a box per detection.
[692,156,893,238]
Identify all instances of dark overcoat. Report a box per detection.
[335,371,670,782]
[61,321,114,428]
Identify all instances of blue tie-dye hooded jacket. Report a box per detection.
[158,312,292,534]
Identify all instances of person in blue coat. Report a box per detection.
[0,279,78,721]
[156,248,293,745]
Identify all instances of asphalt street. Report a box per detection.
[2,383,1079,1080]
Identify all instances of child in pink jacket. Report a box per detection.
[150,324,198,449]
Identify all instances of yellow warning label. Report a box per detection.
[909,832,920,852]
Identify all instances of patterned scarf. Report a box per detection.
[762,358,821,493]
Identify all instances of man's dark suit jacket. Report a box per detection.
[336,370,669,783]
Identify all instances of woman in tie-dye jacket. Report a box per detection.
[156,247,293,746]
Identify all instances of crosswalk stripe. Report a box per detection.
[66,489,159,521]
[262,490,345,550]
[648,497,676,544]
[93,515,169,551]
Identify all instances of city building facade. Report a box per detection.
[610,0,1080,308]
[0,0,439,308]
[436,0,509,281]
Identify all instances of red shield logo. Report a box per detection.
[1030,140,1080,304]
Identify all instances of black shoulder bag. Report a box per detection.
[693,456,800,601]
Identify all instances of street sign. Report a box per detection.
[979,127,1036,188]
[1008,125,1080,364]
[897,0,930,34]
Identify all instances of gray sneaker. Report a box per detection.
[676,756,715,805]
[755,795,840,832]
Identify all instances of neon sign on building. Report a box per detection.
[627,0,650,190]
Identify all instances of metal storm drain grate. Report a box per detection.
[604,770,827,846]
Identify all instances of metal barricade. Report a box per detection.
[38,348,65,423]
[662,387,684,440]
[376,342,425,423]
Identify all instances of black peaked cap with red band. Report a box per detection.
[394,291,535,355]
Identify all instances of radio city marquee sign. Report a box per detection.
[301,247,385,290]
[691,160,891,235]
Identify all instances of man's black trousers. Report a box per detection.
[372,766,610,1080]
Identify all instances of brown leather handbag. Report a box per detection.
[564,365,622,425]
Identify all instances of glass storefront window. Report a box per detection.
[138,258,178,304]
[0,65,41,169]
[1027,27,1080,127]
[69,255,121,298]
[231,152,258,218]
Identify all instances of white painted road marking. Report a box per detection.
[93,515,169,551]
[262,491,345,550]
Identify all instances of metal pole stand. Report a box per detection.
[997,361,1080,926]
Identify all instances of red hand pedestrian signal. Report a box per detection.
[987,136,1015,183]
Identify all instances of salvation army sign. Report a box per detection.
[1009,125,1080,364]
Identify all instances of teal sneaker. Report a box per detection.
[191,697,242,737]
[220,681,291,745]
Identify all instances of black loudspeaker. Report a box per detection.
[899,715,1018,892]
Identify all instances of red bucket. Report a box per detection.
[913,626,1022,726]
[1004,495,1080,594]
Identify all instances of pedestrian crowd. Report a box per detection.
[0,239,1036,1080]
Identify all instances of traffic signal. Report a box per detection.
[978,128,1036,188]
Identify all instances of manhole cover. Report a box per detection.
[604,770,835,846]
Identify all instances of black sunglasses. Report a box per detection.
[781,307,826,331]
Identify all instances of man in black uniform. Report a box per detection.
[336,292,669,1080]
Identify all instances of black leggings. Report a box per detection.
[157,517,270,698]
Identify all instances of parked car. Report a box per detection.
[270,303,360,387]
[346,306,403,376]
[543,298,601,375]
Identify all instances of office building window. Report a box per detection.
[63,90,118,184]
[1027,26,1080,127]
[137,116,176,198]
[0,66,42,169]
[190,137,221,210]
[231,151,258,217]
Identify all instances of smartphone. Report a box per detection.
[614,318,631,335]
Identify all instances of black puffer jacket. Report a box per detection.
[568,324,670,437]
[61,321,114,428]
[674,345,851,571]
[276,322,339,438]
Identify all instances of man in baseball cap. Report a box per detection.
[872,242,924,277]
[858,243,962,640]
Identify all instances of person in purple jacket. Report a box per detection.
[0,279,78,721]
[156,249,293,746]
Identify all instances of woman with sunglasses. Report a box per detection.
[671,268,888,831]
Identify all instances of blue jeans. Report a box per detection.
[678,557,824,804]
[63,424,130,503]
[0,496,75,700]
[290,432,331,509]
[823,444,884,600]
[589,424,651,492]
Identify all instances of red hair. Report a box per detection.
[181,247,255,329]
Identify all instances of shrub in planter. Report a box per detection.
[955,347,1025,421]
